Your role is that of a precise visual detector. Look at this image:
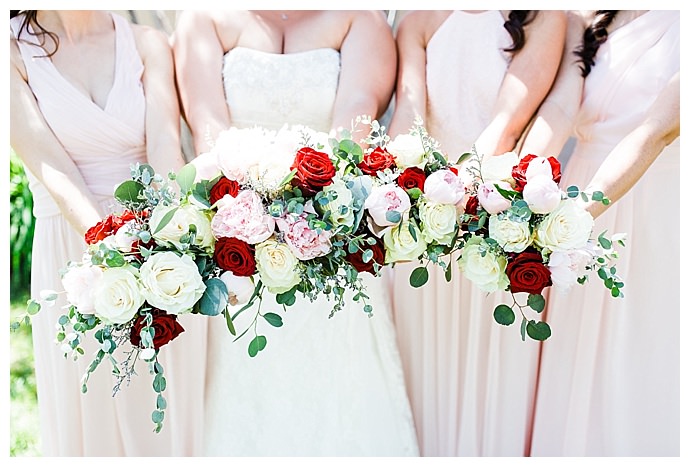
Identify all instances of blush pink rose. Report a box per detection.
[211,190,275,244]
[423,169,465,205]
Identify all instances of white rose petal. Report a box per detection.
[534,200,594,252]
[480,151,519,184]
[383,218,428,263]
[458,236,509,293]
[419,201,459,246]
[93,266,145,325]
[488,216,533,253]
[387,133,428,169]
[139,252,206,314]
[255,239,302,294]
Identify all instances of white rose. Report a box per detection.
[480,151,519,184]
[255,239,301,294]
[458,236,509,293]
[488,216,533,253]
[139,251,206,314]
[150,203,215,252]
[113,221,139,253]
[364,184,411,228]
[383,218,428,263]
[522,174,562,214]
[387,133,427,169]
[219,271,255,306]
[534,200,594,252]
[93,266,145,324]
[547,248,595,292]
[423,169,465,205]
[62,263,103,313]
[323,178,355,228]
[478,181,512,214]
[418,201,458,246]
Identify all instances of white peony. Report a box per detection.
[219,271,255,306]
[364,184,411,228]
[457,236,509,293]
[522,174,562,214]
[477,181,512,214]
[488,215,534,253]
[547,248,595,292]
[383,218,428,263]
[423,169,465,205]
[62,263,104,313]
[139,251,206,314]
[93,266,145,325]
[534,200,594,252]
[387,133,428,169]
[255,239,302,294]
[418,201,459,246]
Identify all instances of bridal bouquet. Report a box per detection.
[360,119,626,341]
[18,162,217,432]
[193,120,386,355]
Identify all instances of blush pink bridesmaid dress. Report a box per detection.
[11,12,206,456]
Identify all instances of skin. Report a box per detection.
[520,10,679,218]
[171,10,397,156]
[10,10,185,235]
[388,9,567,158]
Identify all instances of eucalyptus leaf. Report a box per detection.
[198,278,228,316]
[527,294,546,313]
[409,267,429,288]
[520,317,527,342]
[176,163,197,195]
[152,206,179,235]
[526,320,552,341]
[263,312,284,328]
[385,210,402,224]
[225,309,236,336]
[493,304,515,326]
[566,185,580,198]
[248,335,268,357]
[27,299,41,315]
[114,180,144,204]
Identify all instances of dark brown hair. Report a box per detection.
[11,10,60,58]
[503,11,537,53]
[575,10,619,77]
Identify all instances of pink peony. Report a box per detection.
[211,190,275,244]
[423,169,465,205]
[522,174,562,214]
[364,184,411,227]
[275,213,332,260]
[477,181,512,214]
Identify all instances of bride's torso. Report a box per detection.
[222,46,341,132]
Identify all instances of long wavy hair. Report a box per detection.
[503,10,537,53]
[11,10,60,58]
[575,10,619,77]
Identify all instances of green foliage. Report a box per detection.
[9,150,35,299]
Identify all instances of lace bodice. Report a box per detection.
[222,47,341,132]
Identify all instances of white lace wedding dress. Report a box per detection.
[202,47,419,456]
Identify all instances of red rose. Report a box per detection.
[291,147,336,196]
[345,236,385,275]
[210,176,240,205]
[506,249,552,295]
[214,236,256,277]
[397,167,427,191]
[130,309,185,349]
[448,166,459,176]
[358,146,396,176]
[84,211,138,244]
[512,154,562,192]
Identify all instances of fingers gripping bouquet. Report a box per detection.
[194,119,387,357]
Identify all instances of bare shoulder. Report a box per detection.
[530,10,567,30]
[9,32,27,79]
[175,10,250,50]
[396,10,451,44]
[131,23,171,61]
